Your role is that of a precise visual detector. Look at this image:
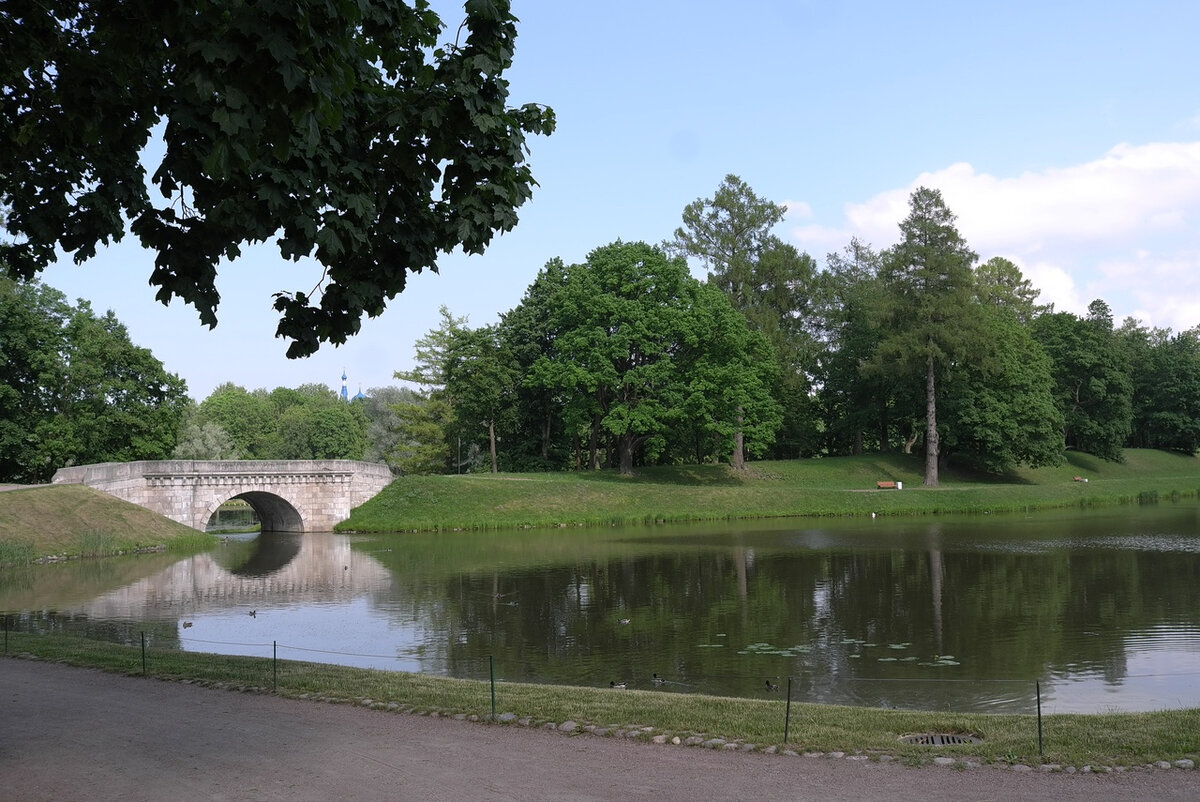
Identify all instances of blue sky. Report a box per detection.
[39,1,1200,401]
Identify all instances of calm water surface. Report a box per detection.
[4,502,1199,713]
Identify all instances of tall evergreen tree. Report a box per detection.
[666,175,821,460]
[873,187,979,486]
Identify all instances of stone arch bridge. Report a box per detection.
[52,460,393,532]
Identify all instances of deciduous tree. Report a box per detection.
[530,242,694,475]
[173,421,240,460]
[1031,301,1133,461]
[530,241,779,475]
[0,276,188,481]
[939,305,1063,473]
[194,383,276,458]
[1119,321,1200,453]
[445,325,519,472]
[0,0,554,357]
[497,258,570,469]
[358,386,420,466]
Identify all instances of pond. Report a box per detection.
[3,502,1199,714]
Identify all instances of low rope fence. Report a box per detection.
[4,614,1195,758]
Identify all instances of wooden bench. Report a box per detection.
[876,481,897,489]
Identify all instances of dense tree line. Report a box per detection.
[6,177,1198,483]
[393,243,780,476]
[0,270,427,479]
[392,179,1200,478]
[177,382,414,465]
[0,275,189,482]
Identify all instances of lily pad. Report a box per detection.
[739,642,813,657]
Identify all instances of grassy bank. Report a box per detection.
[0,485,215,566]
[3,633,1197,768]
[339,449,1200,532]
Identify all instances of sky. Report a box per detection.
[36,0,1200,402]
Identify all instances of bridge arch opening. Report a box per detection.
[216,491,305,533]
[205,499,260,533]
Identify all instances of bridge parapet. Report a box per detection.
[52,460,394,532]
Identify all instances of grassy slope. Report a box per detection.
[0,485,214,564]
[339,449,1200,532]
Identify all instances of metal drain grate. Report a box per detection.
[898,733,982,746]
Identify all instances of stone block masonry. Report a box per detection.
[51,460,394,532]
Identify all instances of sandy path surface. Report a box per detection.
[3,658,1196,802]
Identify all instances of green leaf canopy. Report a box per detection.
[0,0,555,357]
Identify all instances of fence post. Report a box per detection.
[489,655,496,719]
[1036,680,1043,756]
[784,676,793,744]
[3,615,7,654]
[273,641,278,692]
[141,631,147,675]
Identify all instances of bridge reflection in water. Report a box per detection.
[73,534,426,670]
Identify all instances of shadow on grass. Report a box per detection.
[573,465,750,487]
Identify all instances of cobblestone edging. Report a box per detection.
[187,680,1196,776]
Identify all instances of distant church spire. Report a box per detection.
[340,368,348,402]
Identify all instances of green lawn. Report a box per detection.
[338,449,1200,532]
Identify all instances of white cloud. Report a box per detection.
[1022,259,1086,316]
[790,141,1200,332]
[781,199,813,220]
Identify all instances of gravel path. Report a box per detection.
[3,658,1196,801]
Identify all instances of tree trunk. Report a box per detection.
[924,350,939,487]
[878,399,889,453]
[730,406,746,470]
[588,414,601,470]
[618,432,635,476]
[540,413,551,461]
[487,419,498,473]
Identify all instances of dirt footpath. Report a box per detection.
[3,658,1196,802]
